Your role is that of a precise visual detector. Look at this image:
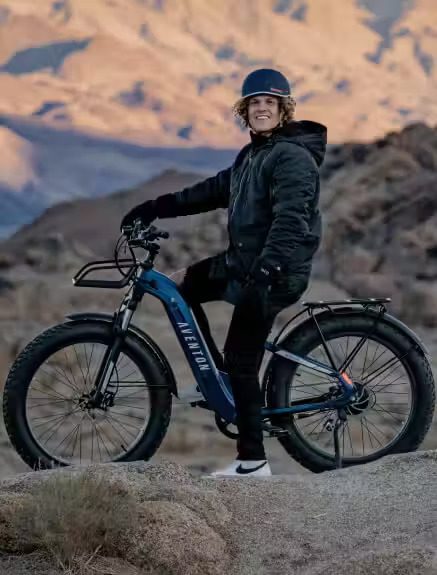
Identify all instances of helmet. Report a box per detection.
[241,68,291,99]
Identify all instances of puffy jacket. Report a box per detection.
[170,120,327,307]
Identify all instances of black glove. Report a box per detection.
[246,258,282,288]
[120,193,179,231]
[120,200,156,230]
[238,258,282,312]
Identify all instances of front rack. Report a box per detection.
[72,259,137,289]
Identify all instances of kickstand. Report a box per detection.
[333,408,347,469]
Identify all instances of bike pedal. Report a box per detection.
[262,423,289,438]
[177,384,204,404]
[271,428,290,438]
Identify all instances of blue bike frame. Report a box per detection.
[137,267,356,424]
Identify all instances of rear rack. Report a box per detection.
[72,259,137,289]
[302,297,391,309]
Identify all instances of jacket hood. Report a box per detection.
[250,120,327,167]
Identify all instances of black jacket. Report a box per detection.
[172,119,326,268]
[155,120,327,309]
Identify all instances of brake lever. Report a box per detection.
[121,225,133,236]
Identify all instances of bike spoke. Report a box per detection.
[32,381,70,401]
[359,338,371,381]
[361,346,391,380]
[362,415,387,445]
[27,399,69,409]
[360,418,365,455]
[24,337,154,465]
[104,414,137,442]
[94,422,119,455]
[106,411,144,429]
[315,413,335,441]
[113,367,137,382]
[102,416,131,448]
[38,412,75,442]
[360,416,382,447]
[337,338,353,379]
[345,422,354,456]
[363,352,408,386]
[38,364,80,396]
[94,422,104,461]
[115,355,131,373]
[371,390,409,395]
[291,331,414,461]
[301,411,332,436]
[32,408,81,430]
[112,402,145,410]
[52,419,83,455]
[90,418,95,463]
[90,344,106,391]
[73,345,89,393]
[69,417,84,460]
[369,372,407,394]
[109,408,145,422]
[63,349,81,393]
[371,405,405,426]
[82,343,92,392]
[115,387,150,400]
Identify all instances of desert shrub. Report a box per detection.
[9,472,139,573]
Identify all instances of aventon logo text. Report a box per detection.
[177,322,211,370]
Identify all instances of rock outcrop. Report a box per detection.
[0,455,436,574]
[321,122,437,325]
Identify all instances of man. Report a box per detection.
[121,68,327,477]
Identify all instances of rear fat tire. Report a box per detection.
[266,313,435,473]
[3,321,172,469]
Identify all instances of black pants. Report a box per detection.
[179,256,278,461]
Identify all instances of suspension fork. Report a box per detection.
[91,283,143,405]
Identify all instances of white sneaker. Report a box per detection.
[208,459,272,478]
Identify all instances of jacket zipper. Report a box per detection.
[227,151,253,277]
[227,141,272,277]
[229,150,253,220]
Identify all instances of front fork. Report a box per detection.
[91,284,143,406]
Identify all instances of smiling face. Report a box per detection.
[247,94,281,134]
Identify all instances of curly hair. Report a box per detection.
[233,95,296,129]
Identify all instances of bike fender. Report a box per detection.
[262,306,430,399]
[377,311,430,356]
[66,312,178,396]
[274,306,430,357]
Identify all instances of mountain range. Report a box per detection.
[0,0,436,234]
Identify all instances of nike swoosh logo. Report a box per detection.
[235,461,267,475]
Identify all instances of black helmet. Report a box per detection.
[241,68,291,99]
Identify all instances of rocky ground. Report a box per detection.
[0,455,437,574]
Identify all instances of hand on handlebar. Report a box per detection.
[120,199,157,231]
[120,218,143,237]
[121,219,169,244]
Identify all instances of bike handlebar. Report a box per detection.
[121,219,170,245]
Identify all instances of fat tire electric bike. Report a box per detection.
[3,222,435,472]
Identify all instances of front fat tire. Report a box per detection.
[267,313,435,473]
[3,320,172,469]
